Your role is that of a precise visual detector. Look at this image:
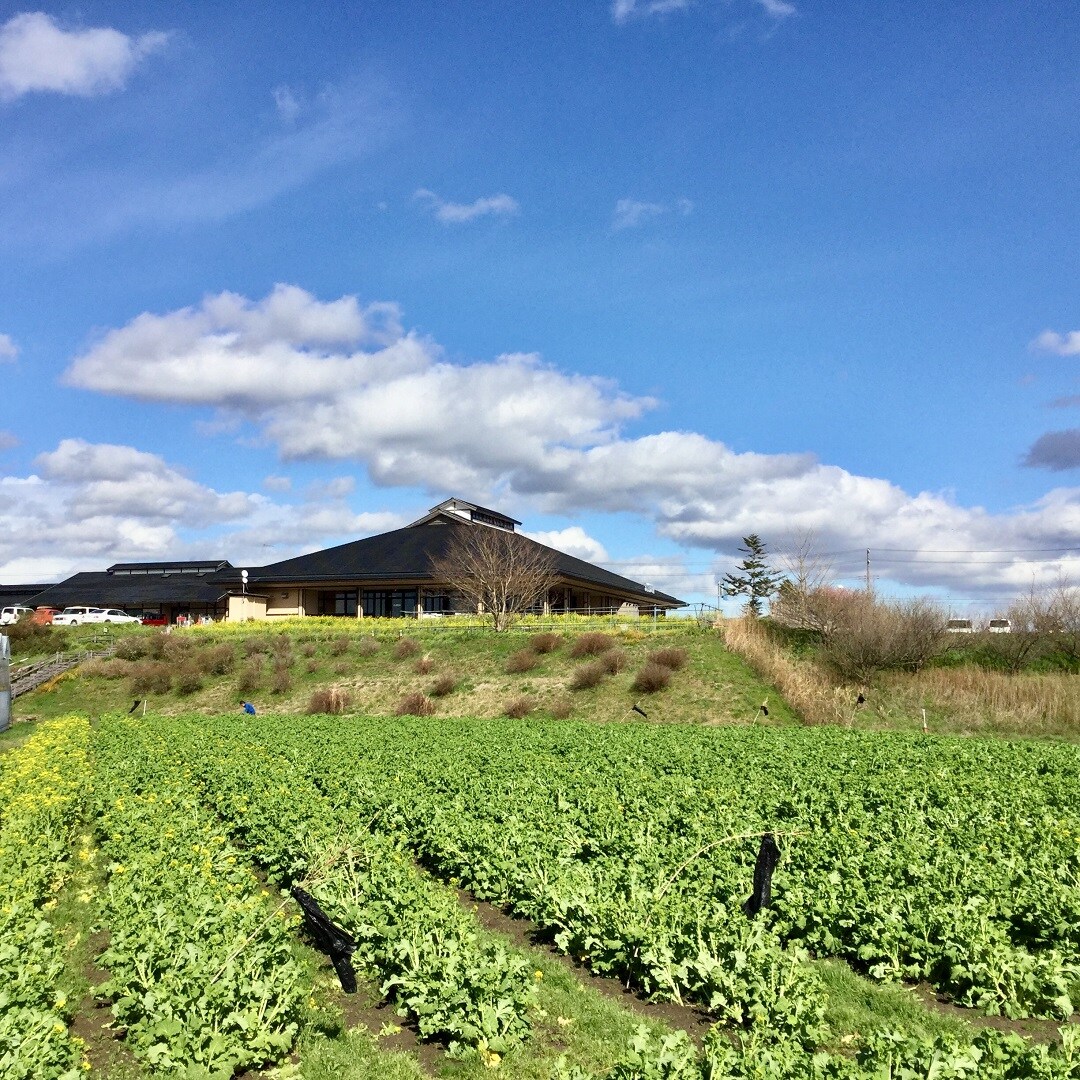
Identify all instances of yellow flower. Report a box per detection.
[534,970,543,980]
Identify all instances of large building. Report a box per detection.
[20,498,684,622]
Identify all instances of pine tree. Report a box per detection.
[722,534,783,617]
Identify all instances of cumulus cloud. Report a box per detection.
[414,188,520,224]
[61,284,1080,596]
[0,11,167,101]
[0,333,18,361]
[524,526,608,564]
[1030,329,1080,356]
[0,439,408,580]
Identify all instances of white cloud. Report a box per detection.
[305,476,356,501]
[61,285,1080,597]
[263,474,292,493]
[756,0,796,17]
[273,84,301,124]
[524,526,608,564]
[1030,329,1080,356]
[612,0,694,23]
[0,333,18,361]
[0,430,19,450]
[414,188,520,224]
[612,197,691,230]
[0,12,167,101]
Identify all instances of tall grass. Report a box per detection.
[718,617,855,726]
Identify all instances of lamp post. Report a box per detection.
[241,569,248,595]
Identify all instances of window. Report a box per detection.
[318,591,358,616]
[362,589,418,618]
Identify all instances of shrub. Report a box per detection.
[300,642,317,658]
[82,658,130,679]
[569,632,615,658]
[242,635,273,657]
[570,661,608,691]
[532,632,562,654]
[599,649,627,675]
[236,658,264,696]
[357,637,380,656]
[308,687,351,714]
[329,635,351,656]
[649,647,688,671]
[503,696,534,719]
[414,655,435,674]
[632,662,672,694]
[393,637,421,660]
[429,673,458,697]
[819,596,948,682]
[115,636,149,661]
[175,663,204,696]
[395,691,435,716]
[270,665,293,695]
[201,643,235,676]
[305,659,320,674]
[4,616,59,649]
[506,649,539,674]
[143,631,169,660]
[129,661,172,696]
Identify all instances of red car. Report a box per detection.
[141,615,168,626]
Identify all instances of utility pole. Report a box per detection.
[865,549,871,595]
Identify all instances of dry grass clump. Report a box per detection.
[242,635,273,657]
[393,637,421,660]
[300,642,317,658]
[503,696,534,719]
[129,660,172,696]
[506,648,539,674]
[200,643,235,676]
[531,632,562,654]
[570,661,608,691]
[649,647,688,671]
[414,655,436,675]
[569,632,615,658]
[429,673,458,697]
[270,664,293,694]
[308,687,351,714]
[114,636,149,661]
[329,635,351,656]
[395,691,435,716]
[82,658,131,679]
[631,662,672,694]
[236,657,264,696]
[306,659,320,674]
[357,637,380,656]
[4,617,62,650]
[599,649,627,675]
[175,662,204,696]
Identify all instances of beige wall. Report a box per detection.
[266,587,302,618]
[227,594,267,621]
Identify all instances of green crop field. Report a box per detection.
[3,696,1079,1079]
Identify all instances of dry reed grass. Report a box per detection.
[718,617,853,726]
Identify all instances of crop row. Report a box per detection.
[105,714,537,1058]
[0,716,91,1080]
[92,720,307,1077]
[267,716,1080,1022]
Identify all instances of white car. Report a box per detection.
[52,606,103,626]
[91,608,141,625]
[0,605,32,625]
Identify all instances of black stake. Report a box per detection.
[631,703,648,719]
[291,886,358,993]
[742,833,781,917]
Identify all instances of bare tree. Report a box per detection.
[772,531,835,631]
[430,526,560,631]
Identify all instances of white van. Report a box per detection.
[0,605,32,626]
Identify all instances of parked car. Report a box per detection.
[32,606,58,624]
[52,606,105,626]
[91,608,141,625]
[0,605,33,626]
[141,615,168,626]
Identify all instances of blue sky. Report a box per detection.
[2,1,1079,613]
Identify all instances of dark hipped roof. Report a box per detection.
[0,584,54,608]
[250,520,683,608]
[27,570,235,610]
